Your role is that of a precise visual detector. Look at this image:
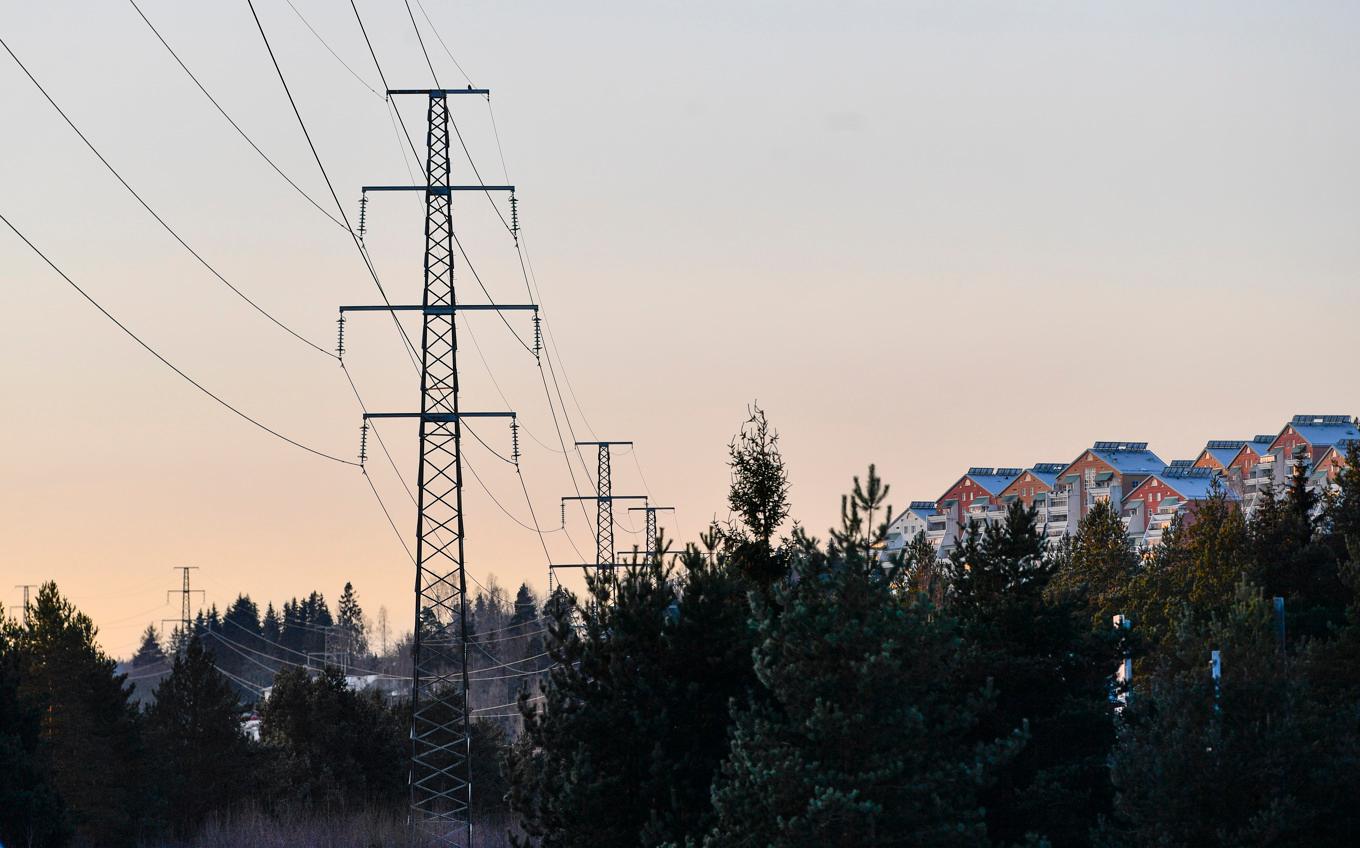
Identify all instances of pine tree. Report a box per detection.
[902,529,944,604]
[1249,469,1346,642]
[259,666,404,809]
[10,583,154,846]
[945,500,1118,846]
[145,633,254,835]
[509,539,758,848]
[1098,583,1360,846]
[1047,498,1140,627]
[0,615,71,848]
[1125,484,1252,646]
[701,538,1020,847]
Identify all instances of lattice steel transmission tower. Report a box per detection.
[627,504,675,560]
[10,584,36,626]
[561,441,645,573]
[162,566,203,651]
[338,86,534,848]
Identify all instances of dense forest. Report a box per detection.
[4,407,1360,847]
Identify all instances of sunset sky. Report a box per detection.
[3,1,1358,657]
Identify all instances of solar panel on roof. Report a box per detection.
[967,467,994,476]
[1206,440,1247,450]
[1163,466,1217,479]
[1093,441,1149,451]
[1170,459,1195,467]
[1292,414,1351,425]
[1031,463,1066,473]
[909,501,936,510]
[996,467,1022,476]
[1254,435,1275,443]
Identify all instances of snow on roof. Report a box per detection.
[1086,441,1166,475]
[1130,466,1232,503]
[1201,440,1247,468]
[1022,463,1067,489]
[1286,414,1359,447]
[963,467,1023,495]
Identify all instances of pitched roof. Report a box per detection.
[907,501,937,517]
[889,501,939,532]
[1026,462,1066,488]
[1283,414,1360,448]
[1200,440,1247,468]
[1128,465,1232,503]
[1227,435,1276,467]
[940,468,1023,500]
[1082,441,1166,476]
[964,467,1023,495]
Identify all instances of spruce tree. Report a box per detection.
[1125,485,1252,646]
[0,616,71,848]
[726,404,792,587]
[509,539,758,848]
[1047,499,1139,628]
[337,581,368,658]
[1098,583,1360,846]
[902,529,945,604]
[946,500,1119,846]
[261,602,282,645]
[145,633,254,836]
[701,528,1019,848]
[10,583,153,846]
[129,624,167,670]
[259,666,404,809]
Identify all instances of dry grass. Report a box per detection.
[156,807,520,848]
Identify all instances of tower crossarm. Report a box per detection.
[362,185,514,194]
[387,88,490,96]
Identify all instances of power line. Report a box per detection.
[125,0,347,230]
[0,33,336,359]
[281,0,382,96]
[0,212,357,466]
[243,0,423,374]
[412,0,476,87]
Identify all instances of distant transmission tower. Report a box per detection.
[561,441,646,574]
[339,86,534,848]
[10,584,36,625]
[162,566,203,651]
[627,504,675,561]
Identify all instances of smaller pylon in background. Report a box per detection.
[10,584,37,625]
[163,566,203,652]
[627,505,675,561]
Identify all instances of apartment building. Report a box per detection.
[1123,465,1233,546]
[1055,442,1165,522]
[903,413,1355,558]
[882,501,944,560]
[936,467,1022,556]
[1241,416,1359,510]
[996,463,1070,541]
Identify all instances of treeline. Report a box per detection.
[508,410,1360,847]
[6,407,1360,846]
[1,579,544,846]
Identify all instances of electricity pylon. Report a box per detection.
[561,441,645,573]
[627,504,675,561]
[338,86,534,848]
[10,584,36,625]
[162,566,203,651]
